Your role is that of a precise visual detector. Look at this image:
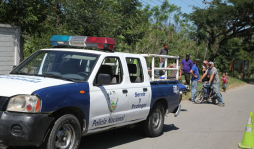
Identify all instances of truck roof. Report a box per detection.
[40,48,143,57]
[40,48,105,55]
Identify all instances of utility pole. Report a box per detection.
[202,0,211,60]
[204,34,209,60]
[202,0,212,4]
[202,0,226,5]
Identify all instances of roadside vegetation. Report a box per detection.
[0,0,253,79]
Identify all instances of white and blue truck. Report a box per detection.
[0,35,185,149]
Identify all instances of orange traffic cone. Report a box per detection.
[238,112,254,149]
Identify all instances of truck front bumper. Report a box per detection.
[0,111,54,148]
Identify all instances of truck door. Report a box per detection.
[124,57,151,121]
[88,56,129,130]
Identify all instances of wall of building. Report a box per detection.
[0,24,21,75]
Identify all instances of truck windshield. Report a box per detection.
[11,51,99,82]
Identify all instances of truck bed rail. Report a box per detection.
[140,54,179,81]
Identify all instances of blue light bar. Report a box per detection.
[49,35,116,50]
[50,35,71,41]
[50,35,71,47]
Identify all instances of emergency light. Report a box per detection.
[50,35,116,50]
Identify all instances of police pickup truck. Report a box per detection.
[0,35,183,149]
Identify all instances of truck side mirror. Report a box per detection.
[97,74,111,85]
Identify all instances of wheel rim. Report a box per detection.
[55,124,75,149]
[195,92,203,103]
[152,109,162,129]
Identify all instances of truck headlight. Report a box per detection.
[7,95,41,113]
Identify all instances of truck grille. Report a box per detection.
[0,97,8,111]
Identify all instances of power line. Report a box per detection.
[149,0,162,6]
[200,0,205,8]
[179,0,189,6]
[140,0,160,7]
[141,0,149,5]
[140,0,150,6]
[192,0,202,7]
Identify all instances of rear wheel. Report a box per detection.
[143,102,165,137]
[41,114,81,149]
[194,91,204,104]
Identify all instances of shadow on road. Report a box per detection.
[180,109,188,112]
[7,124,179,149]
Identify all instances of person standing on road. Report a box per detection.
[157,43,168,75]
[180,53,193,86]
[221,72,229,92]
[199,62,225,107]
[190,59,200,102]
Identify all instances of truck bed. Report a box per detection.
[150,80,180,113]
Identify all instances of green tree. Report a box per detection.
[188,0,254,61]
[0,0,50,35]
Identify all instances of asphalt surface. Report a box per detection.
[9,84,254,149]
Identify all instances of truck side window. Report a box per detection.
[126,58,144,83]
[42,53,57,73]
[18,52,45,74]
[96,57,123,84]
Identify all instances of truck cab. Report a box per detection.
[0,35,182,149]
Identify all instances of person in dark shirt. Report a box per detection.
[180,53,193,85]
[157,43,168,75]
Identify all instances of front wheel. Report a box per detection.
[143,102,165,137]
[42,114,81,149]
[194,91,204,104]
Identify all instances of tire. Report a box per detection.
[143,102,165,137]
[194,91,204,104]
[41,114,81,149]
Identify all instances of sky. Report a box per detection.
[140,0,211,27]
[141,0,208,14]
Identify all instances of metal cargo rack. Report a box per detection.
[141,54,180,81]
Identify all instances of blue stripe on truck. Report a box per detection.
[150,81,179,113]
[33,82,90,129]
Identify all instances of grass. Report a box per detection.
[181,74,247,101]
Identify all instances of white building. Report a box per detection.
[0,24,23,74]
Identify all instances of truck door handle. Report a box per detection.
[122,90,128,94]
[143,88,148,92]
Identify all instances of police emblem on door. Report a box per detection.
[107,91,119,113]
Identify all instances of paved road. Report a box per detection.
[10,84,254,149]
